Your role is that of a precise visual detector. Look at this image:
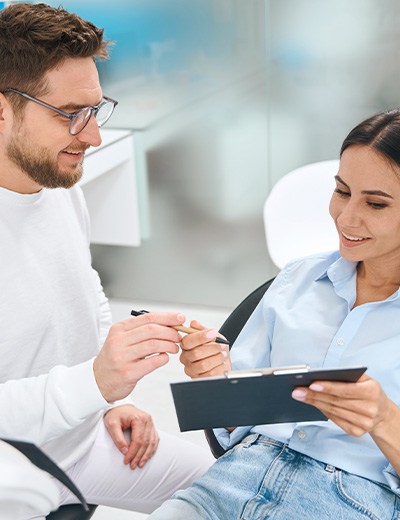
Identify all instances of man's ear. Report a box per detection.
[0,93,5,121]
[0,93,11,134]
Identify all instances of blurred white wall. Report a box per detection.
[43,0,400,307]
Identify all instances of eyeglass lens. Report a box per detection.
[70,110,92,135]
[96,102,114,126]
[70,101,115,135]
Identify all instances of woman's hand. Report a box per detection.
[180,320,231,378]
[104,404,159,469]
[291,373,393,436]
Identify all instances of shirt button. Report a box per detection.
[336,338,345,346]
[298,430,306,439]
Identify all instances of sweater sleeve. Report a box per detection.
[91,267,113,350]
[0,359,109,446]
[71,186,113,350]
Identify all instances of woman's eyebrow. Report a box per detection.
[335,175,349,187]
[361,189,393,199]
[334,175,393,199]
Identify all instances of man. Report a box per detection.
[0,3,213,516]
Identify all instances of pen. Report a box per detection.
[225,365,310,378]
[130,309,230,346]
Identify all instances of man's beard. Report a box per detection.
[7,133,85,189]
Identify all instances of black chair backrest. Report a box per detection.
[0,439,96,520]
[219,278,275,346]
[204,277,275,458]
[46,504,97,520]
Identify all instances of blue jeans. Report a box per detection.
[149,434,400,520]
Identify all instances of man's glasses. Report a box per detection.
[2,88,118,136]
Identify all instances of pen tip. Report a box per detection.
[216,337,230,346]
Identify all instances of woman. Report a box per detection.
[150,110,400,519]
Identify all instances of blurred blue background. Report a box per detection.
[5,1,400,307]
[58,1,234,88]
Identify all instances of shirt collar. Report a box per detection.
[0,185,44,205]
[314,252,400,302]
[314,253,357,285]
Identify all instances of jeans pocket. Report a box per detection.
[335,469,396,520]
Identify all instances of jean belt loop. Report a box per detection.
[242,433,260,448]
[325,464,336,473]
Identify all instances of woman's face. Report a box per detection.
[329,145,400,265]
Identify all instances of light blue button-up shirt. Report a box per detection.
[215,251,400,492]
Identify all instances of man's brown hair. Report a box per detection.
[0,2,110,110]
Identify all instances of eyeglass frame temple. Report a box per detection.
[2,88,118,134]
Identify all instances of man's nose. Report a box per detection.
[75,114,102,148]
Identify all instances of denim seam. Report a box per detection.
[255,436,285,450]
[335,470,383,520]
[240,445,295,519]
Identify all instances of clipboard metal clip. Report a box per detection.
[224,364,310,379]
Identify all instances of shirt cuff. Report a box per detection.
[111,394,134,408]
[213,425,252,450]
[383,463,400,495]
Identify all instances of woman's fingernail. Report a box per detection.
[292,389,306,401]
[121,447,128,455]
[177,313,185,323]
[309,383,324,392]
[206,329,218,339]
[221,350,228,358]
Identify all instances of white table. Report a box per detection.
[80,129,141,247]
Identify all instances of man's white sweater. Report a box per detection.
[0,184,113,469]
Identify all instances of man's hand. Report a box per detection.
[104,404,159,469]
[94,312,185,402]
[180,320,231,378]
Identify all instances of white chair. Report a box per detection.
[264,160,340,269]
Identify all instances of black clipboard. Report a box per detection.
[170,365,367,432]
